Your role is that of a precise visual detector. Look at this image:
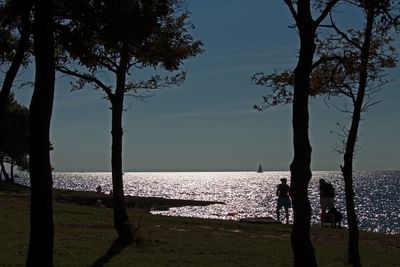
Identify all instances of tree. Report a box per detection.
[279,1,340,266]
[315,1,399,265]
[55,0,202,240]
[0,93,29,182]
[254,1,340,265]
[254,1,399,266]
[0,0,33,181]
[26,0,56,265]
[0,0,33,122]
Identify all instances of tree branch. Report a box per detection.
[56,66,114,99]
[311,55,343,70]
[98,56,118,73]
[329,13,362,50]
[315,0,340,26]
[283,0,297,20]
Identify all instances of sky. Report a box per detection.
[12,1,400,172]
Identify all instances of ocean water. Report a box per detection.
[16,171,400,234]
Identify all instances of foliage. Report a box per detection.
[314,1,399,108]
[255,2,399,266]
[0,0,32,68]
[55,0,203,96]
[0,93,29,173]
[53,0,203,239]
[253,1,399,112]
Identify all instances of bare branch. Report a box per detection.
[329,13,362,50]
[315,0,340,26]
[283,0,297,20]
[56,66,114,99]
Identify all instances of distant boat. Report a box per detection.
[257,164,263,173]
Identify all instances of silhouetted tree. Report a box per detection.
[0,0,32,122]
[55,0,202,240]
[0,94,29,182]
[0,0,32,181]
[302,6,399,266]
[254,1,340,265]
[254,1,399,266]
[316,1,399,265]
[279,1,339,266]
[26,0,56,265]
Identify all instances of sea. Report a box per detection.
[15,170,400,234]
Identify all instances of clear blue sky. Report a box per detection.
[13,1,400,171]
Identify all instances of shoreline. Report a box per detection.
[2,181,399,232]
[0,181,224,211]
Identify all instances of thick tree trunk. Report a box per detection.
[26,0,55,266]
[110,52,132,240]
[290,72,317,266]
[289,6,317,266]
[0,0,32,121]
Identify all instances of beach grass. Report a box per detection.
[0,182,399,266]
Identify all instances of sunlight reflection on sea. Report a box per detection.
[16,170,400,234]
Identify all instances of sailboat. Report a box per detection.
[257,164,263,173]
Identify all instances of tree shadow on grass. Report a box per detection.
[90,237,133,267]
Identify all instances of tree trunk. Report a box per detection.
[26,0,55,266]
[341,163,360,267]
[341,7,375,267]
[0,0,32,121]
[289,3,317,266]
[110,52,132,240]
[0,156,4,181]
[0,158,10,181]
[341,107,362,267]
[10,160,15,182]
[110,98,132,239]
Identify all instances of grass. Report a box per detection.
[0,182,399,266]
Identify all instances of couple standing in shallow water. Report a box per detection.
[275,178,336,225]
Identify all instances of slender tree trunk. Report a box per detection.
[0,157,10,181]
[0,0,32,121]
[0,156,4,181]
[111,98,132,239]
[341,98,362,267]
[341,163,360,267]
[341,7,375,267]
[110,52,132,240]
[10,160,15,182]
[289,4,317,266]
[26,0,55,266]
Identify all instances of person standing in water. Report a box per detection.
[319,178,335,224]
[276,178,291,224]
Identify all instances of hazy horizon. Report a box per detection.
[36,168,400,173]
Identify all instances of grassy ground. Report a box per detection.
[0,182,399,266]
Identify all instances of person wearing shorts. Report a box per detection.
[276,178,291,224]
